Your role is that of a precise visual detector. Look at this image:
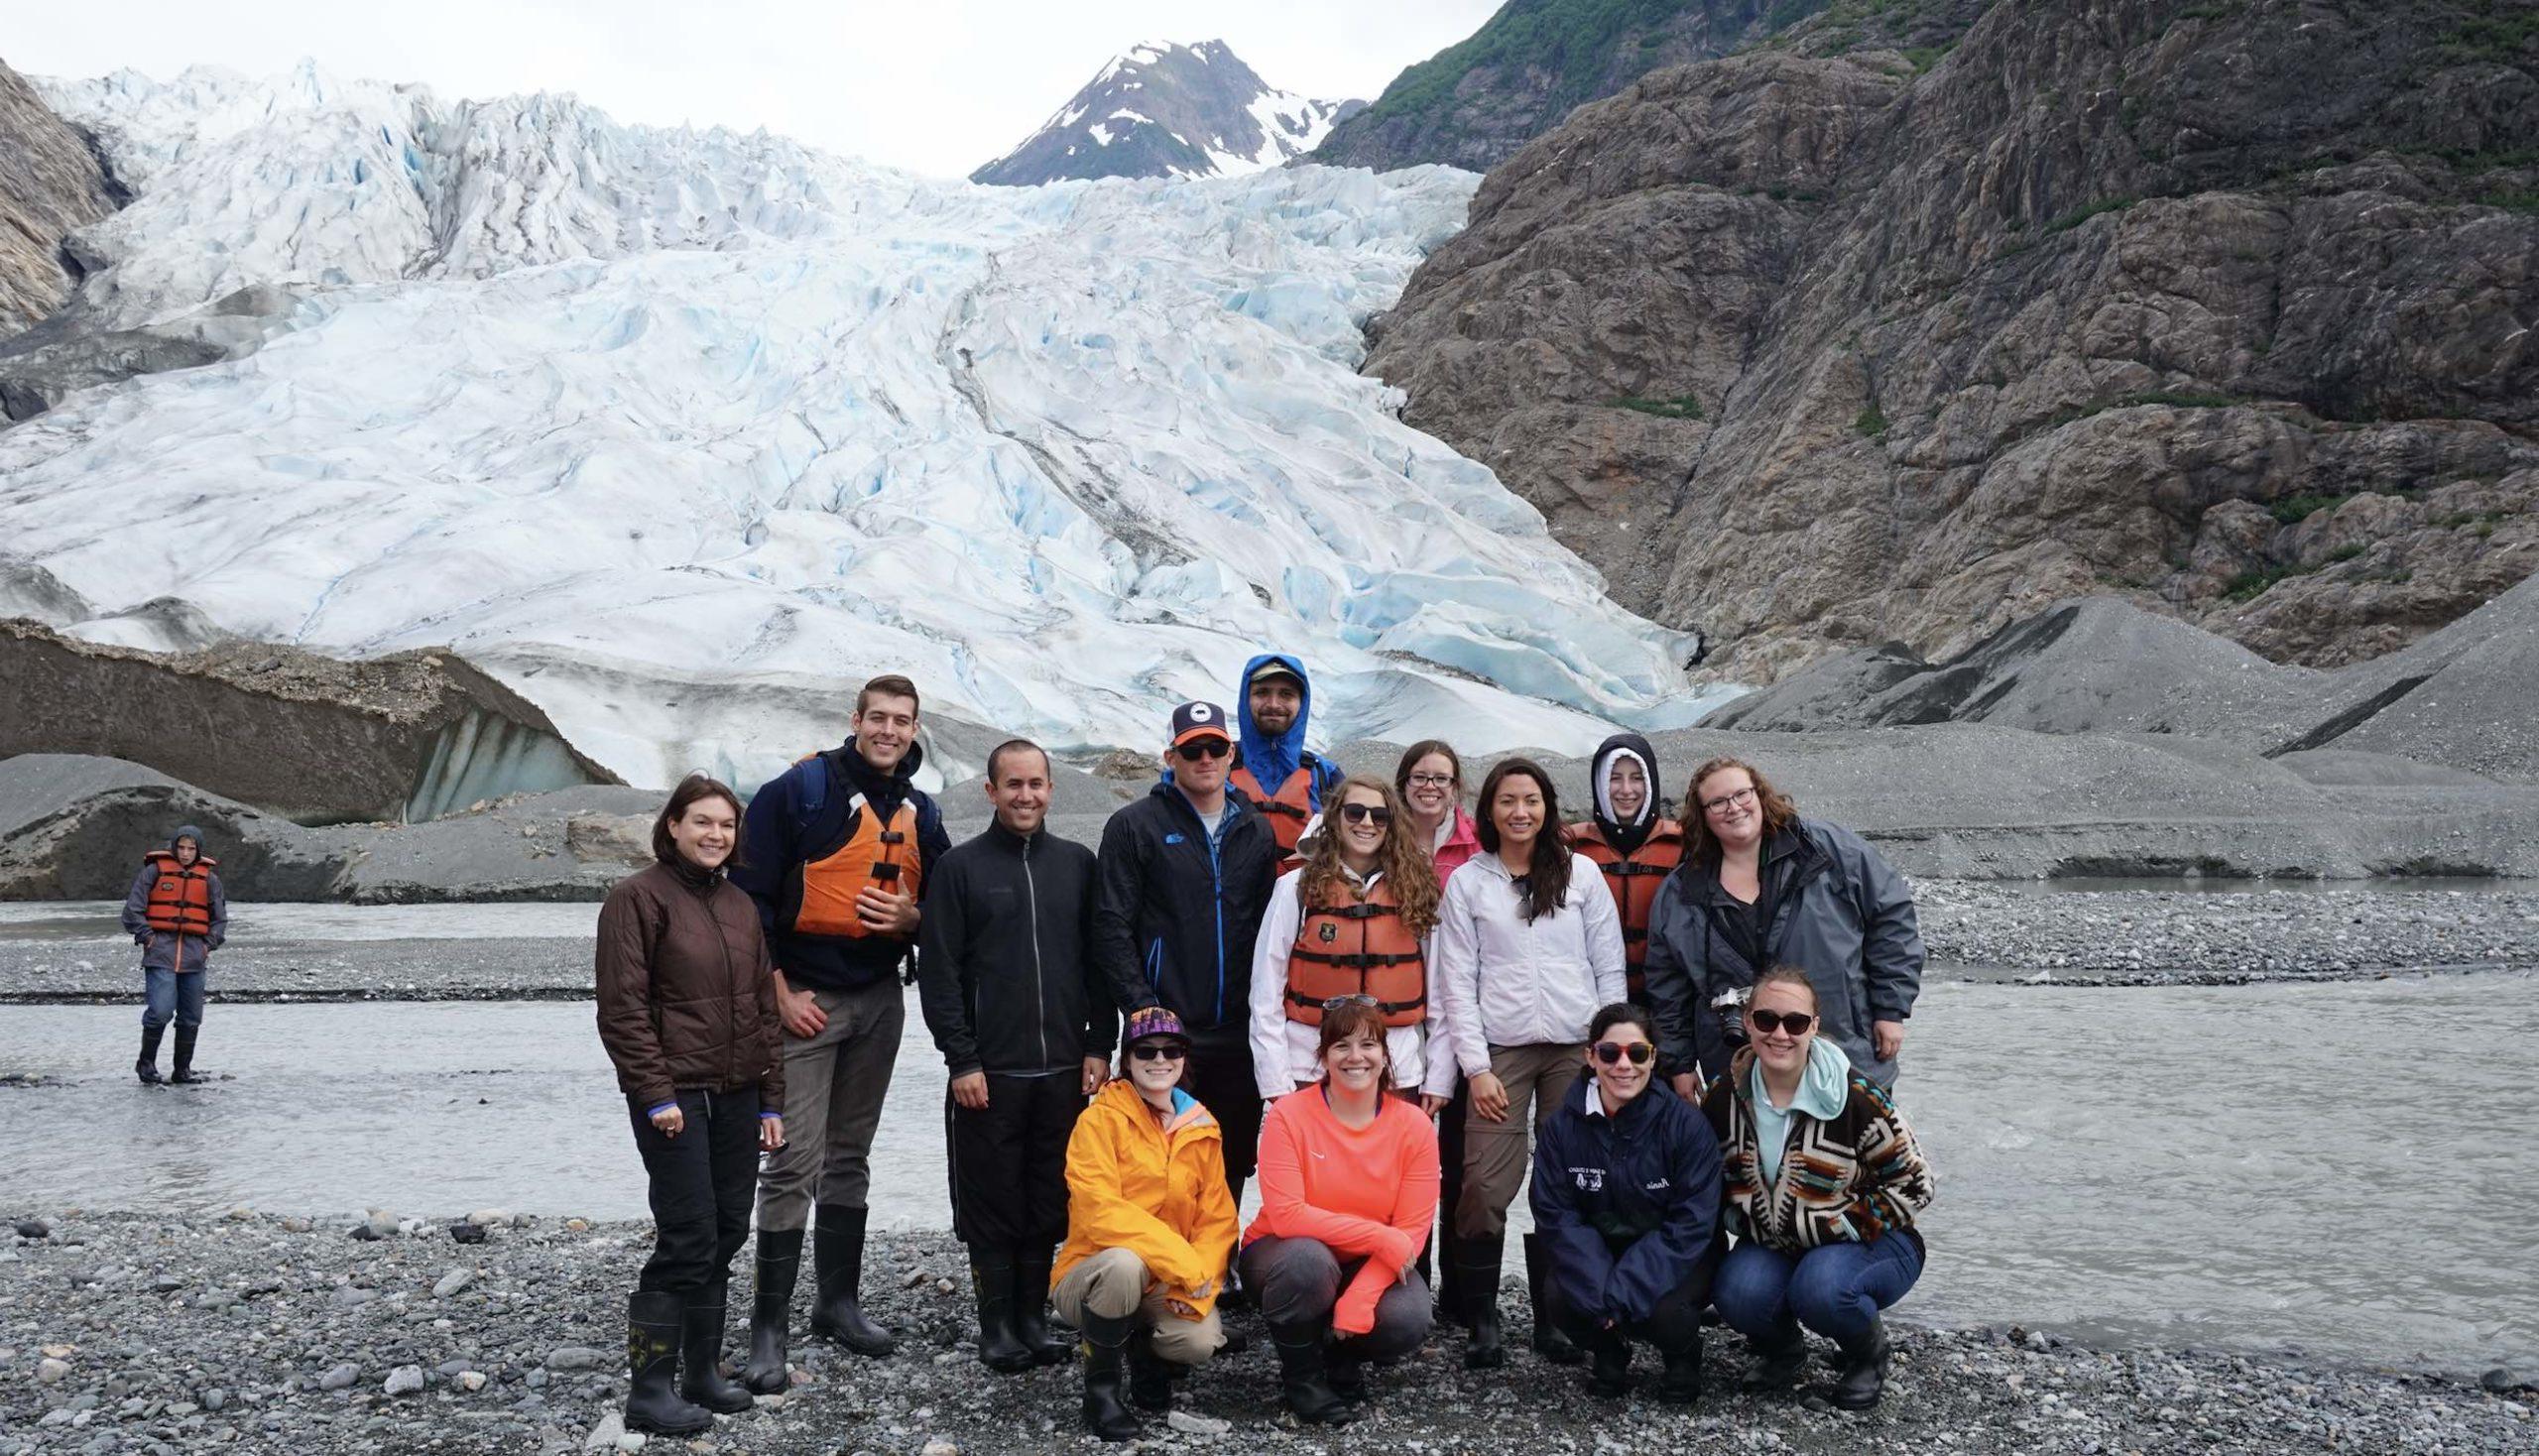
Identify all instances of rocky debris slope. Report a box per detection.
[1707,574,2539,783]
[0,620,618,823]
[0,756,658,903]
[0,1215,2527,1456]
[0,59,117,341]
[1363,0,2539,682]
[972,40,1359,185]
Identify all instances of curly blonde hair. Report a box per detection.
[1296,777,1441,938]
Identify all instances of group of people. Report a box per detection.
[590,656,1937,1439]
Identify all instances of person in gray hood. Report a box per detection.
[120,824,228,1085]
[1640,757,1921,1093]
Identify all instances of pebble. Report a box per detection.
[15,1219,50,1240]
[317,1363,359,1392]
[450,1221,490,1246]
[457,1371,488,1393]
[383,1365,425,1395]
[582,1412,628,1449]
[434,1269,475,1298]
[1166,1410,1231,1435]
[466,1208,513,1227]
[36,1359,68,1384]
[546,1345,607,1372]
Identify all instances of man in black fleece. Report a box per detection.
[919,739,1144,1373]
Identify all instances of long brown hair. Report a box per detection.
[1475,757,1571,922]
[1684,755,1799,868]
[653,773,746,868]
[1298,777,1440,938]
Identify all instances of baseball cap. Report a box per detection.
[1247,660,1303,689]
[1123,1006,1193,1053]
[1169,700,1233,747]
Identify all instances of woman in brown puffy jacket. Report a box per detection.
[596,773,786,1437]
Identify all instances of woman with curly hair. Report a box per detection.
[1249,776,1448,1108]
[1641,756,1923,1096]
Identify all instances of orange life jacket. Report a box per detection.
[1231,753,1318,856]
[786,785,923,941]
[142,851,219,936]
[1283,876,1425,1029]
[1569,819,1684,1001]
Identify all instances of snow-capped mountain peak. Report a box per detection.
[972,40,1363,186]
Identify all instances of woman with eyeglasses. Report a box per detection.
[1238,1000,1441,1424]
[1250,776,1449,1107]
[1394,739,1482,880]
[1426,757,1627,1369]
[1528,1003,1721,1403]
[1050,1007,1239,1442]
[1640,756,1924,1096]
[1703,965,1933,1409]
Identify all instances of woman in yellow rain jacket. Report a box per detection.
[1051,1006,1240,1442]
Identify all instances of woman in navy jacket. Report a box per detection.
[1527,1002,1722,1402]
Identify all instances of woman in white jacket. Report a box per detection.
[1426,757,1626,1369]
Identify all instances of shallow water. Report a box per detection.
[2,974,2532,1377]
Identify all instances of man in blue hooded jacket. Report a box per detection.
[1225,655,1344,859]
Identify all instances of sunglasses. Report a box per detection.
[1338,803,1392,826]
[1592,1041,1654,1066]
[1173,740,1232,762]
[1321,993,1378,1011]
[1128,1042,1186,1061]
[1748,1010,1815,1035]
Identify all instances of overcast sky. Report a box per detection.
[4,1,1504,179]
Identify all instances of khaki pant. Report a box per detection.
[1454,1041,1584,1240]
[754,979,904,1233]
[1049,1248,1223,1363]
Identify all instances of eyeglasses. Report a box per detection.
[1592,1040,1654,1066]
[1748,1010,1815,1035]
[1338,803,1392,826]
[1128,1042,1186,1061]
[1700,785,1759,814]
[1173,740,1232,762]
[1321,993,1378,1011]
[1405,773,1454,789]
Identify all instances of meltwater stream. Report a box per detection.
[3,972,2533,1377]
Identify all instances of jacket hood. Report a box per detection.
[1236,653,1313,791]
[1092,1075,1220,1138]
[1589,732,1661,856]
[1743,1036,1853,1121]
[171,824,208,852]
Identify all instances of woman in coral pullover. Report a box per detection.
[1049,1007,1238,1442]
[1238,1000,1440,1426]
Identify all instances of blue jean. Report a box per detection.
[1713,1235,1923,1347]
[143,968,206,1032]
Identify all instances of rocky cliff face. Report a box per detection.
[1363,0,2539,681]
[0,58,118,340]
[973,40,1359,185]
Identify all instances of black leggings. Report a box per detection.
[628,1087,761,1293]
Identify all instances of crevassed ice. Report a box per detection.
[4,62,1720,789]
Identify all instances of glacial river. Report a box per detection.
[2,967,2531,1378]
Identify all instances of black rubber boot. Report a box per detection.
[169,1026,203,1084]
[1078,1309,1141,1441]
[136,1026,165,1085]
[1013,1247,1068,1366]
[1325,1335,1369,1404]
[1270,1325,1358,1426]
[1655,1331,1704,1405]
[1586,1325,1632,1397]
[742,1228,799,1395]
[1525,1234,1584,1366]
[1453,1236,1506,1370]
[1742,1320,1809,1393]
[969,1249,1032,1374]
[624,1290,713,1436]
[1126,1328,1173,1412]
[678,1280,755,1413]
[1829,1316,1890,1410]
[808,1204,896,1356]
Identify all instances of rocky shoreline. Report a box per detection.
[4,1213,2530,1456]
[5,881,2537,1003]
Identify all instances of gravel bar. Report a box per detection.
[2,1213,2532,1456]
[8,884,2539,1003]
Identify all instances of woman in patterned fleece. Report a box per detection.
[1238,1000,1440,1426]
[1702,964,1935,1410]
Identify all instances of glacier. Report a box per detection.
[1,62,1722,789]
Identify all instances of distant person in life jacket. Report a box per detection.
[1228,656,1343,860]
[120,824,226,1086]
[1566,734,1686,1006]
[731,673,951,1386]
